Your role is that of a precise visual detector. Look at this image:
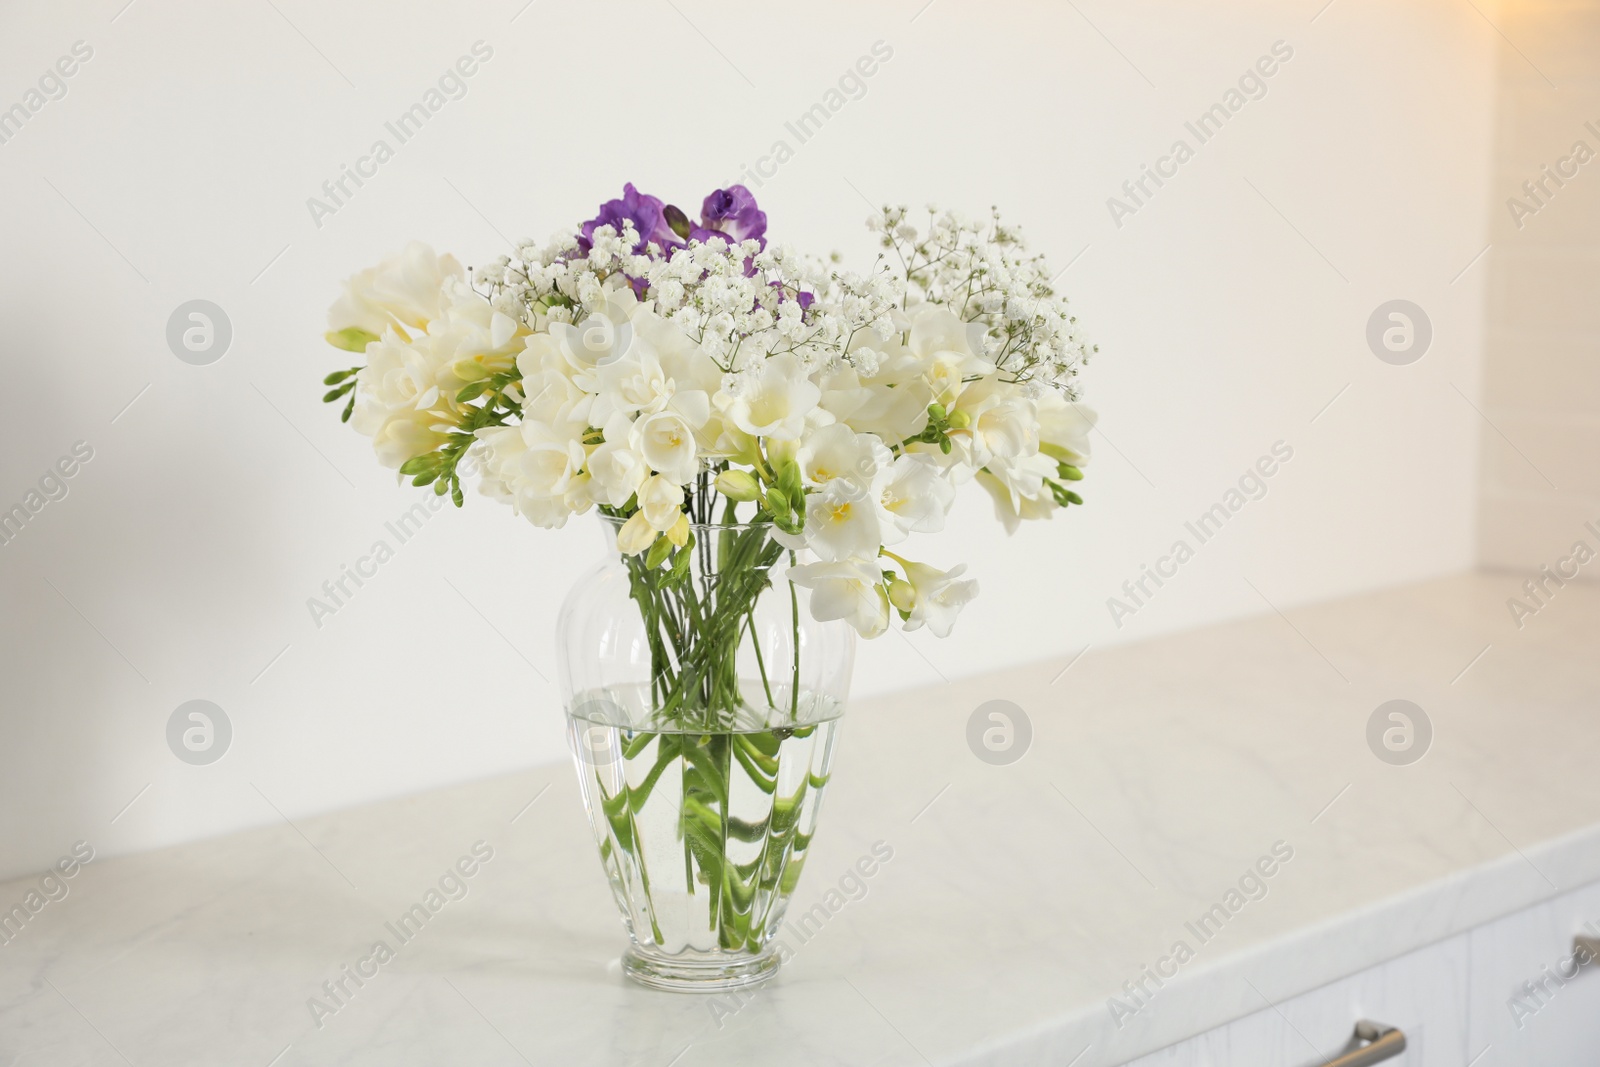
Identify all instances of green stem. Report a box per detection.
[747,614,775,710]
[609,521,805,949]
[788,551,800,718]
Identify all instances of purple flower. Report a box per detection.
[578,183,682,254]
[762,281,815,315]
[695,185,767,244]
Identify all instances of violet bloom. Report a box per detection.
[692,185,767,245]
[578,183,682,254]
[767,281,815,313]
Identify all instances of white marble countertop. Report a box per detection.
[5,571,1600,1067]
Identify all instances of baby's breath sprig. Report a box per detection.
[869,204,1096,398]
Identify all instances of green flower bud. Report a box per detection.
[715,469,762,501]
[645,535,673,569]
[664,203,692,241]
[946,409,971,429]
[776,459,803,499]
[450,358,494,383]
[1040,441,1086,464]
[324,327,379,353]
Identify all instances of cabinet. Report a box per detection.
[1123,881,1600,1067]
[1465,879,1600,1065]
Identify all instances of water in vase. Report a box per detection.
[567,682,843,991]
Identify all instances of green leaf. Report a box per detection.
[324,327,379,353]
[645,536,673,569]
[683,815,726,885]
[740,730,782,758]
[670,543,693,582]
[624,736,679,811]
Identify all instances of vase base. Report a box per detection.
[622,945,781,992]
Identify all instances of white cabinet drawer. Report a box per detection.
[1466,879,1600,1065]
[1125,933,1470,1067]
[1127,879,1600,1067]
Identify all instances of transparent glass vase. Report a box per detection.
[556,516,856,992]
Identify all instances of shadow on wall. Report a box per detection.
[0,288,316,880]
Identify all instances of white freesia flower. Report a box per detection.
[551,313,631,380]
[844,373,932,442]
[874,453,955,543]
[947,378,1037,469]
[895,559,979,638]
[476,422,588,529]
[1037,394,1095,465]
[589,327,713,440]
[518,351,592,431]
[328,242,463,340]
[906,304,993,408]
[976,452,1058,535]
[616,511,657,555]
[788,559,889,638]
[636,306,724,395]
[821,328,935,442]
[429,277,525,384]
[349,330,461,468]
[796,423,890,491]
[585,419,650,508]
[637,475,684,532]
[363,406,450,470]
[548,285,639,381]
[799,480,882,562]
[716,352,821,441]
[631,410,701,484]
[355,330,448,414]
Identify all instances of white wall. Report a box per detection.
[1475,0,1600,573]
[0,0,1497,880]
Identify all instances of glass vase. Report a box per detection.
[556,516,856,992]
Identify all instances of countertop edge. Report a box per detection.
[966,819,1600,1067]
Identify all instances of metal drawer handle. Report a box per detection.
[1324,1020,1406,1067]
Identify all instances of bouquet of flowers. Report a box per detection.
[318,183,1098,986]
[320,183,1097,645]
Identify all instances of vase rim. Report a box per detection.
[595,512,776,534]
